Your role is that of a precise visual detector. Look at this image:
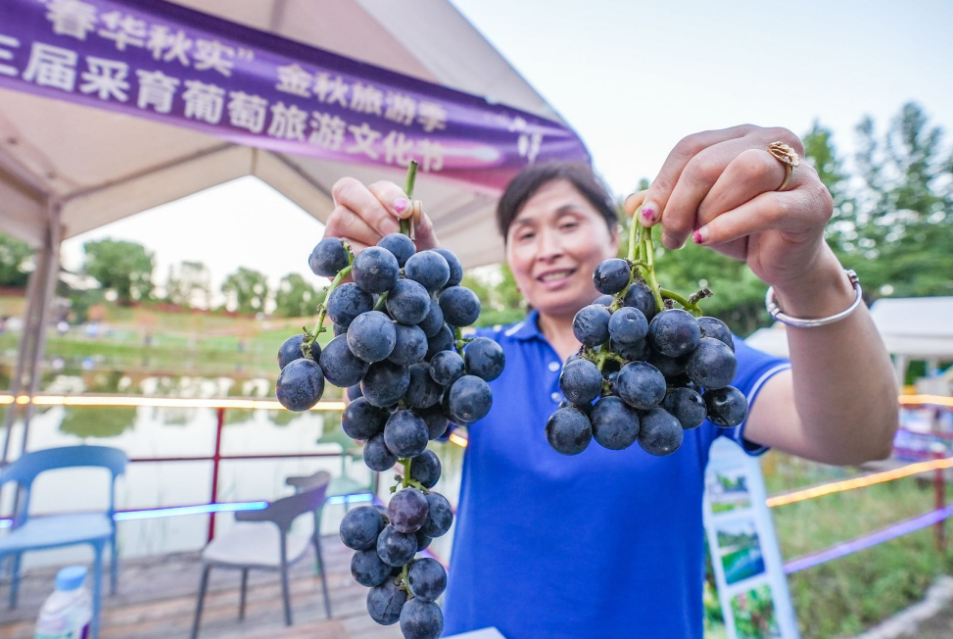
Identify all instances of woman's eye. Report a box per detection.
[560,222,578,231]
[518,232,535,241]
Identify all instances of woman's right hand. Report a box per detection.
[324,177,440,252]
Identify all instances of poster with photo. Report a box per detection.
[703,438,800,639]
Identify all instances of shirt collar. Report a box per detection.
[503,309,544,342]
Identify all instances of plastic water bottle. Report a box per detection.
[34,565,92,639]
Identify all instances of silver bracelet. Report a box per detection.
[765,269,863,328]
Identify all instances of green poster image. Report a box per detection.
[730,585,781,639]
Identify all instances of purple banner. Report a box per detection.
[0,0,590,190]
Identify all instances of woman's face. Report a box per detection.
[506,180,619,319]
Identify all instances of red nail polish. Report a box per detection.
[394,197,409,213]
[693,229,705,245]
[641,207,655,222]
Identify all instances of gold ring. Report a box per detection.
[767,141,799,191]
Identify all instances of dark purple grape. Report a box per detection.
[698,316,734,351]
[608,306,648,345]
[342,397,388,440]
[464,337,505,382]
[347,311,397,363]
[415,529,432,551]
[615,362,666,410]
[384,410,429,458]
[309,237,349,277]
[648,309,700,358]
[347,383,363,400]
[407,558,447,603]
[333,323,347,337]
[400,598,444,639]
[410,450,441,488]
[433,248,463,287]
[385,279,431,325]
[352,246,400,294]
[611,338,650,362]
[405,363,442,409]
[430,350,465,386]
[376,524,417,567]
[405,251,450,292]
[590,396,640,450]
[704,386,748,428]
[647,350,688,378]
[277,333,321,370]
[364,433,398,471]
[545,407,592,455]
[638,408,684,456]
[686,337,737,390]
[557,399,593,416]
[275,358,325,411]
[594,294,614,306]
[361,360,410,408]
[388,487,429,533]
[593,258,631,294]
[418,297,445,337]
[425,324,455,360]
[662,387,707,429]
[388,323,428,366]
[421,492,453,537]
[558,358,603,405]
[438,286,481,327]
[573,304,611,347]
[623,282,657,322]
[419,405,450,440]
[327,283,374,328]
[378,232,416,267]
[351,549,392,587]
[320,335,369,387]
[367,575,407,625]
[447,375,492,424]
[340,505,384,551]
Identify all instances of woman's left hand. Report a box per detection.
[623,125,835,293]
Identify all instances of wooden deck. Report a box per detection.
[0,535,402,639]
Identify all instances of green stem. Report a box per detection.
[454,327,465,356]
[374,291,389,311]
[641,228,665,311]
[402,457,412,489]
[400,161,419,236]
[306,263,353,347]
[660,289,702,316]
[627,213,641,262]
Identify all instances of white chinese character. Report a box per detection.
[418,139,444,172]
[194,39,234,76]
[98,11,146,50]
[382,131,414,167]
[508,116,527,133]
[183,80,225,124]
[518,132,543,164]
[308,112,345,150]
[349,83,383,116]
[346,123,381,159]
[267,102,308,141]
[276,64,312,98]
[46,0,98,41]
[313,73,348,107]
[417,102,447,132]
[136,69,179,113]
[228,91,268,134]
[80,57,129,101]
[146,25,191,66]
[384,92,416,126]
[23,43,78,91]
[0,35,20,78]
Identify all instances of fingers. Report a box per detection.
[332,177,402,237]
[692,187,820,247]
[696,149,788,229]
[622,190,649,225]
[640,125,756,230]
[368,181,413,220]
[324,205,381,248]
[411,206,440,250]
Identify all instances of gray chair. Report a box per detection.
[190,478,332,638]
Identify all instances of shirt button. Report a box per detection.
[551,392,561,403]
[548,362,560,372]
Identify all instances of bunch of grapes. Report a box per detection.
[546,220,748,457]
[274,162,503,639]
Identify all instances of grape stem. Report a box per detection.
[305,260,353,349]
[374,291,389,311]
[454,327,466,356]
[400,161,419,236]
[660,288,703,316]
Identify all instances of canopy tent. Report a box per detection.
[0,0,590,461]
[745,297,953,384]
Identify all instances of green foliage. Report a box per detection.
[464,263,527,327]
[165,260,211,308]
[83,238,155,305]
[0,234,33,289]
[221,266,270,316]
[274,272,318,318]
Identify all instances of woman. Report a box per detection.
[325,124,898,638]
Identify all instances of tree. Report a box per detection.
[0,233,33,288]
[165,260,212,308]
[274,272,318,318]
[465,264,526,327]
[221,267,270,315]
[83,238,155,305]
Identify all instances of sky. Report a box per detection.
[59,0,953,299]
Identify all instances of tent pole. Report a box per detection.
[19,203,62,455]
[0,220,48,464]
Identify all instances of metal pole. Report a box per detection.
[934,438,947,552]
[208,407,225,542]
[20,203,62,455]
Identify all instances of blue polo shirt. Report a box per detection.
[442,310,790,639]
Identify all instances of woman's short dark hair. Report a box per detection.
[496,163,618,241]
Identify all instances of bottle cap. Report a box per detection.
[55,565,87,591]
